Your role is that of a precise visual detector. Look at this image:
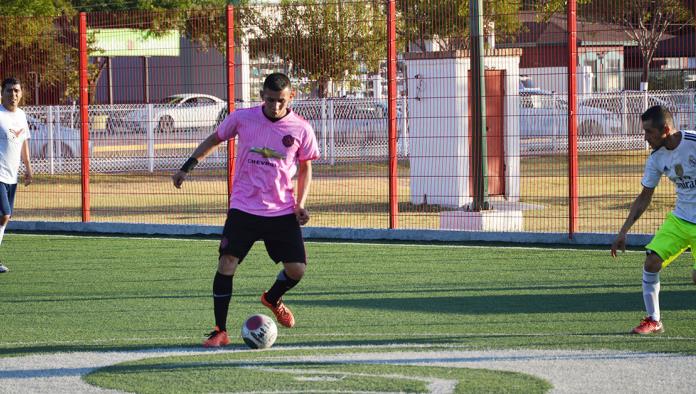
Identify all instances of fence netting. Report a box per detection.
[3,0,695,235]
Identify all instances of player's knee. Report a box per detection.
[218,255,239,275]
[644,253,663,273]
[0,215,10,226]
[284,262,305,281]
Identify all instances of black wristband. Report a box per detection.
[180,157,199,173]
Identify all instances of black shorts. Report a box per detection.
[0,182,17,216]
[219,208,306,264]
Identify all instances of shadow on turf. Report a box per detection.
[3,330,692,358]
[294,290,696,314]
[0,336,470,358]
[299,283,645,297]
[0,344,198,357]
[0,333,554,360]
[2,291,694,357]
[7,284,649,305]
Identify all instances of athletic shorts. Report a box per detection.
[0,182,17,216]
[218,208,306,264]
[645,212,696,269]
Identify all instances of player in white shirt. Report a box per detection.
[0,77,33,273]
[611,105,696,334]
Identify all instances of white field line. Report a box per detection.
[2,347,696,394]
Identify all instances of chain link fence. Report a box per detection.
[23,97,411,174]
[22,90,696,174]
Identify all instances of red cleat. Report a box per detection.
[631,317,664,335]
[261,292,295,328]
[203,326,230,347]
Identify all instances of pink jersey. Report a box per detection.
[216,106,320,216]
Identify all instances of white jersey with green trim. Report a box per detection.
[641,130,696,224]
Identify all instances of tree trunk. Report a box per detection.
[88,57,108,104]
[316,75,331,98]
[641,55,650,91]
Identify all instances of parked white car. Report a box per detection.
[292,99,404,144]
[519,90,622,138]
[121,94,227,133]
[27,115,90,159]
[582,91,696,133]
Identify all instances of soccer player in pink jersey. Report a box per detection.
[173,73,320,347]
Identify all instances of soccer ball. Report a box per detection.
[241,314,277,349]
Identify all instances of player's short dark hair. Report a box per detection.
[2,77,21,92]
[263,73,291,92]
[641,105,674,130]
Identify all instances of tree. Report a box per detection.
[537,0,694,90]
[396,0,524,52]
[71,0,237,103]
[2,0,256,103]
[70,0,257,55]
[247,0,387,98]
[1,0,529,102]
[0,0,76,104]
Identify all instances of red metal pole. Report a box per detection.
[226,5,236,206]
[387,0,398,229]
[567,0,578,237]
[78,12,91,222]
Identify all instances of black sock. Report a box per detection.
[265,270,300,305]
[213,272,233,331]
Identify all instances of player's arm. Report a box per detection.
[20,139,32,186]
[294,160,313,225]
[611,186,655,257]
[172,132,223,189]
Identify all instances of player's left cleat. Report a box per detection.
[631,316,664,335]
[0,264,8,273]
[203,326,230,347]
[261,291,295,328]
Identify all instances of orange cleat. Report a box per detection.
[203,326,231,347]
[261,292,295,328]
[631,316,664,335]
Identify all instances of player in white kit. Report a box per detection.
[612,105,696,334]
[0,77,33,274]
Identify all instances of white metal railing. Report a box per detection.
[24,98,409,174]
[519,89,696,156]
[21,90,696,174]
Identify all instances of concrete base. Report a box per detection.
[440,209,523,231]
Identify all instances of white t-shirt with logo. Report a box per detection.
[0,105,31,184]
[641,130,696,224]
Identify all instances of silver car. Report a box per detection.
[293,99,403,144]
[519,90,622,138]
